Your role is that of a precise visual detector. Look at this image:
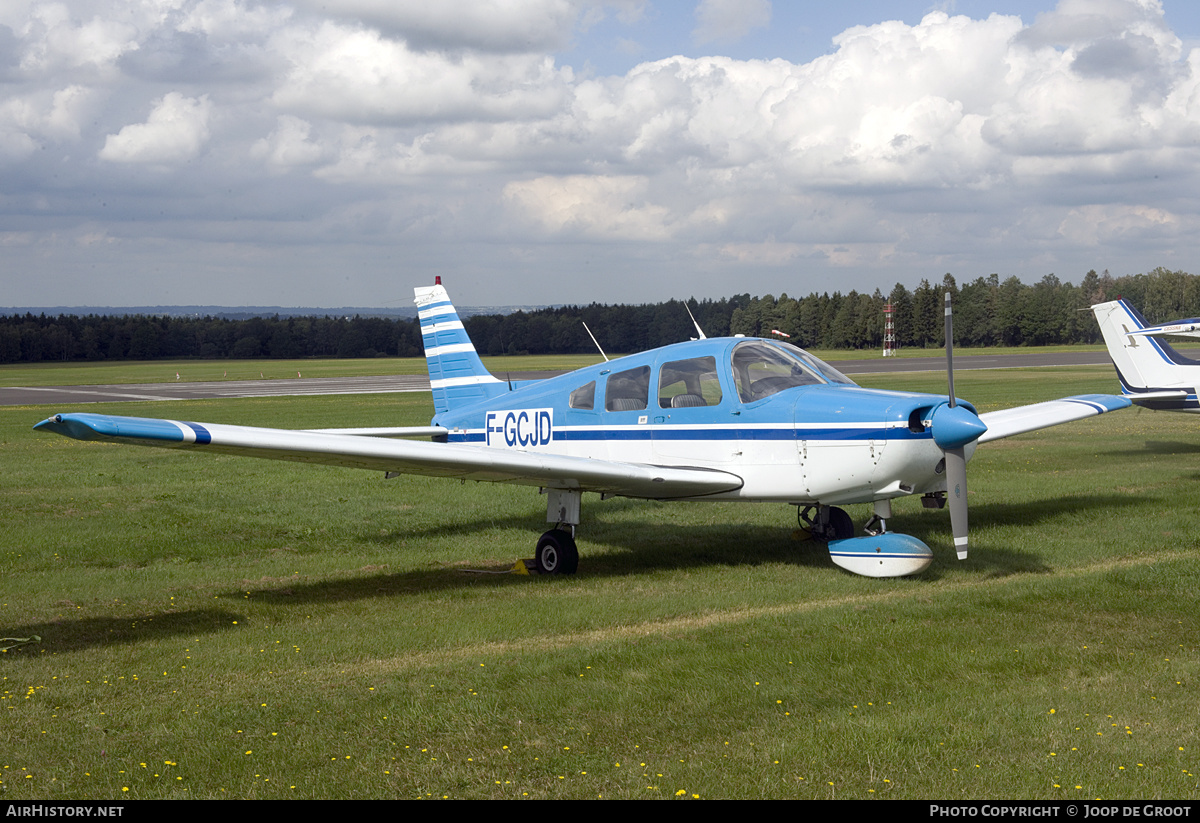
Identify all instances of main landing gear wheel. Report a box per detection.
[535,529,579,575]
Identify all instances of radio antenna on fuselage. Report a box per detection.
[582,321,609,362]
[684,301,707,340]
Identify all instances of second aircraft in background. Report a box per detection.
[1092,298,1200,414]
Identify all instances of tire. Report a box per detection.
[535,529,579,575]
[827,506,854,540]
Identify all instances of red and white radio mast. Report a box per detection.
[883,302,896,357]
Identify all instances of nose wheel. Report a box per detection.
[536,529,579,575]
[798,505,855,542]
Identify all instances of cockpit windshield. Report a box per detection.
[771,341,857,386]
[730,340,858,403]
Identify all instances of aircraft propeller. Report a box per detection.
[930,291,987,560]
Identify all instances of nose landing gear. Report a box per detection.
[798,504,855,542]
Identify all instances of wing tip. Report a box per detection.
[1066,393,1133,412]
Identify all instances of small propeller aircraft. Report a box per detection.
[1092,298,1200,413]
[35,282,1129,578]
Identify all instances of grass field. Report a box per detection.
[2,361,1198,799]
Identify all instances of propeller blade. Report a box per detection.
[944,291,956,408]
[945,445,969,560]
[943,290,971,560]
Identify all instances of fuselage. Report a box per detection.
[431,336,972,505]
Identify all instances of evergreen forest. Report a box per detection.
[2,267,1196,363]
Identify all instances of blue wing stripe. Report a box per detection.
[1060,395,1127,414]
[186,422,212,445]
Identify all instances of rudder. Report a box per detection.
[415,280,506,416]
[1091,299,1200,394]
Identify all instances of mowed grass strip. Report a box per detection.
[1,365,1197,799]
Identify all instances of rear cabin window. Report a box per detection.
[658,356,722,408]
[569,381,595,410]
[605,366,650,411]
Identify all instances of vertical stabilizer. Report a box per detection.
[415,282,505,416]
[1091,299,1200,407]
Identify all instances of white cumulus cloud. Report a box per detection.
[5,0,1200,307]
[99,92,213,164]
[504,174,672,240]
[269,22,573,125]
[250,114,325,170]
[289,0,581,52]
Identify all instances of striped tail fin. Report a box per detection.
[1091,299,1200,409]
[414,281,506,415]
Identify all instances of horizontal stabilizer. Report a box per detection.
[35,413,744,500]
[1129,321,1200,339]
[1126,390,1189,401]
[977,394,1130,443]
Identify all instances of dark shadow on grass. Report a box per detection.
[234,492,1144,605]
[1100,440,1200,457]
[0,491,1149,654]
[239,520,834,606]
[901,492,1148,579]
[0,608,243,657]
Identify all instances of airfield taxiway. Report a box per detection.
[0,350,1113,407]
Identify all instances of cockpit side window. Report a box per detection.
[605,366,650,411]
[658,356,722,408]
[730,341,822,402]
[569,381,595,410]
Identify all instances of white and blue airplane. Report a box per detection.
[35,282,1130,578]
[1092,298,1200,414]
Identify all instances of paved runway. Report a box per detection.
[837,350,1112,374]
[3,375,434,407]
[2,352,1114,407]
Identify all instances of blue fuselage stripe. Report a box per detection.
[446,427,927,444]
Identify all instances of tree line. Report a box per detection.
[2,267,1195,363]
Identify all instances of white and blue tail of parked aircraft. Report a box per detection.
[35,282,1130,578]
[419,278,508,415]
[1091,298,1200,413]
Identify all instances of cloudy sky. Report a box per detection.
[4,0,1200,309]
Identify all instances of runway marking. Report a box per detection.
[8,386,180,401]
[849,362,1104,376]
[2,377,433,405]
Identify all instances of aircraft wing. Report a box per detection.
[976,394,1131,444]
[301,426,448,438]
[34,413,744,500]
